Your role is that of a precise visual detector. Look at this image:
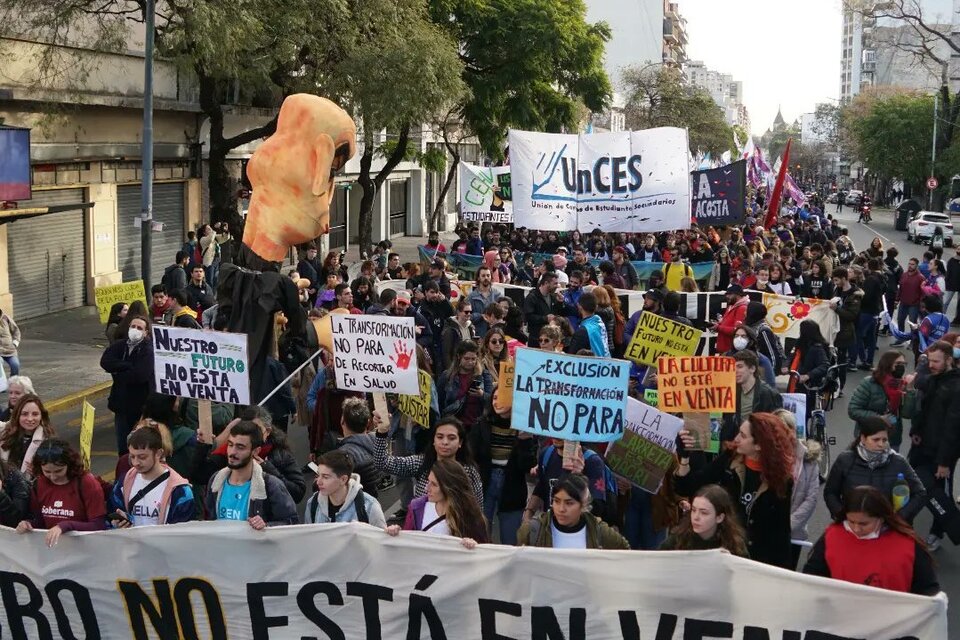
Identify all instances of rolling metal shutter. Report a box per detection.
[117,182,186,286]
[7,188,87,319]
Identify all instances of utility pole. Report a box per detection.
[930,92,938,210]
[140,0,155,287]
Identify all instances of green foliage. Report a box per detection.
[431,0,612,157]
[622,65,733,155]
[417,147,448,174]
[849,93,934,187]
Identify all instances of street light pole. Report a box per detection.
[930,92,938,210]
[140,0,155,287]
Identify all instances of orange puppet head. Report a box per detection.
[243,94,357,261]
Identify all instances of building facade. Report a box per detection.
[585,0,665,88]
[662,2,689,67]
[684,60,751,131]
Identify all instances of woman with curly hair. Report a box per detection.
[0,393,55,479]
[479,327,508,384]
[660,484,749,556]
[15,439,107,547]
[601,284,627,353]
[675,412,795,568]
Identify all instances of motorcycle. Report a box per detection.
[858,200,872,223]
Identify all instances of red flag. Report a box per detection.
[764,138,792,229]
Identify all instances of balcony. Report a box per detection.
[861,60,876,72]
[663,19,677,42]
[665,2,679,20]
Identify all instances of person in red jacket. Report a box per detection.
[714,284,750,353]
[803,485,939,596]
[893,258,926,345]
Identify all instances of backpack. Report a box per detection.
[540,445,618,523]
[308,491,369,524]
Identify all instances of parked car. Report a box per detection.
[826,192,839,204]
[907,211,954,245]
[845,190,863,205]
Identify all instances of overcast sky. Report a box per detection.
[680,0,843,136]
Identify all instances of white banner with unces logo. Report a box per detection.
[508,128,691,232]
[0,522,946,639]
[459,162,513,223]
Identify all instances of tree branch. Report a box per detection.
[222,115,279,149]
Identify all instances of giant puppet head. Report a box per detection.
[243,94,357,262]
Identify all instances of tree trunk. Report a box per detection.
[356,122,412,256]
[429,153,459,233]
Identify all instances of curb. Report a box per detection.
[46,381,112,414]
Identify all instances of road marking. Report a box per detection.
[64,414,112,429]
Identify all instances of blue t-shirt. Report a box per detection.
[218,480,251,521]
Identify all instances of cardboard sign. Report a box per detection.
[397,369,432,429]
[94,281,147,324]
[510,347,629,442]
[499,360,515,407]
[644,388,659,407]
[782,393,807,440]
[684,413,722,453]
[197,399,213,443]
[330,315,419,395]
[624,312,702,366]
[605,397,684,493]
[153,326,250,405]
[657,356,736,413]
[79,400,95,470]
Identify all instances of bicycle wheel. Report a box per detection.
[812,411,830,478]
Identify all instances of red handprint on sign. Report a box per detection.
[390,341,413,370]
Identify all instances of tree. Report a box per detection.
[0,0,348,234]
[421,0,612,231]
[622,64,733,155]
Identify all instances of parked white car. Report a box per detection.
[907,211,954,245]
[845,190,863,205]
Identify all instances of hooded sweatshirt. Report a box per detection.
[304,474,387,527]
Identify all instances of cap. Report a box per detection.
[396,290,412,304]
[725,284,744,295]
[643,288,664,302]
[557,246,569,254]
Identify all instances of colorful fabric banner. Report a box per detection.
[604,397,684,493]
[459,162,512,223]
[508,128,691,232]
[0,522,946,638]
[691,160,746,226]
[657,356,736,413]
[511,347,629,442]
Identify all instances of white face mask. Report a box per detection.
[127,328,145,343]
[732,337,749,351]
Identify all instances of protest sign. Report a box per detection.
[782,392,808,439]
[459,162,512,223]
[79,400,95,470]
[657,356,736,413]
[691,160,746,226]
[624,311,702,366]
[330,314,419,395]
[643,388,658,406]
[0,522,946,639]
[684,412,722,453]
[510,347,629,442]
[508,128,691,233]
[605,397,684,493]
[153,326,250,405]
[397,369,432,429]
[94,280,147,324]
[499,359,515,407]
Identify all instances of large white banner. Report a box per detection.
[459,162,513,223]
[0,523,946,639]
[508,128,691,232]
[152,325,250,405]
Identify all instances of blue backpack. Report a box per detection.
[540,444,619,518]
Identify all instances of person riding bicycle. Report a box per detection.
[786,320,832,424]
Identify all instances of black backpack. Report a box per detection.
[308,491,369,524]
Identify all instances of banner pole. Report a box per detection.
[258,347,324,407]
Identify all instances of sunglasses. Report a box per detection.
[539,338,554,344]
[488,339,504,345]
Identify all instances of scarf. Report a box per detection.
[744,456,763,472]
[857,442,890,470]
[881,375,903,416]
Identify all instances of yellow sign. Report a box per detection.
[657,356,736,413]
[397,369,432,429]
[94,281,147,324]
[624,312,702,367]
[497,360,516,409]
[80,400,95,470]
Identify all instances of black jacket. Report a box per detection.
[834,286,862,349]
[860,272,885,315]
[469,418,537,513]
[0,466,30,527]
[793,342,829,387]
[720,379,783,442]
[185,281,217,310]
[522,288,562,347]
[824,448,926,522]
[189,432,306,503]
[100,339,154,419]
[946,256,960,292]
[910,368,960,467]
[162,264,188,295]
[675,450,793,569]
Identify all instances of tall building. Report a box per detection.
[662,2,689,67]
[684,60,750,131]
[585,0,665,88]
[840,0,953,102]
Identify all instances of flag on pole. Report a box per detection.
[764,138,792,229]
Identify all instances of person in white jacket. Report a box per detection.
[304,451,386,528]
[774,409,821,569]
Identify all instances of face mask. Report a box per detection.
[733,337,749,351]
[892,363,906,378]
[127,328,145,343]
[954,348,960,360]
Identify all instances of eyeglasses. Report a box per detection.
[488,339,504,345]
[539,338,554,344]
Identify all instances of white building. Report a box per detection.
[586,0,665,88]
[684,60,750,130]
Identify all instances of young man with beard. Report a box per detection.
[418,280,455,367]
[468,266,501,333]
[567,246,598,285]
[204,421,298,529]
[109,425,195,527]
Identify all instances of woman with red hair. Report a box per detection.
[675,412,795,568]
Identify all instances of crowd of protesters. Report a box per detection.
[2,201,953,599]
